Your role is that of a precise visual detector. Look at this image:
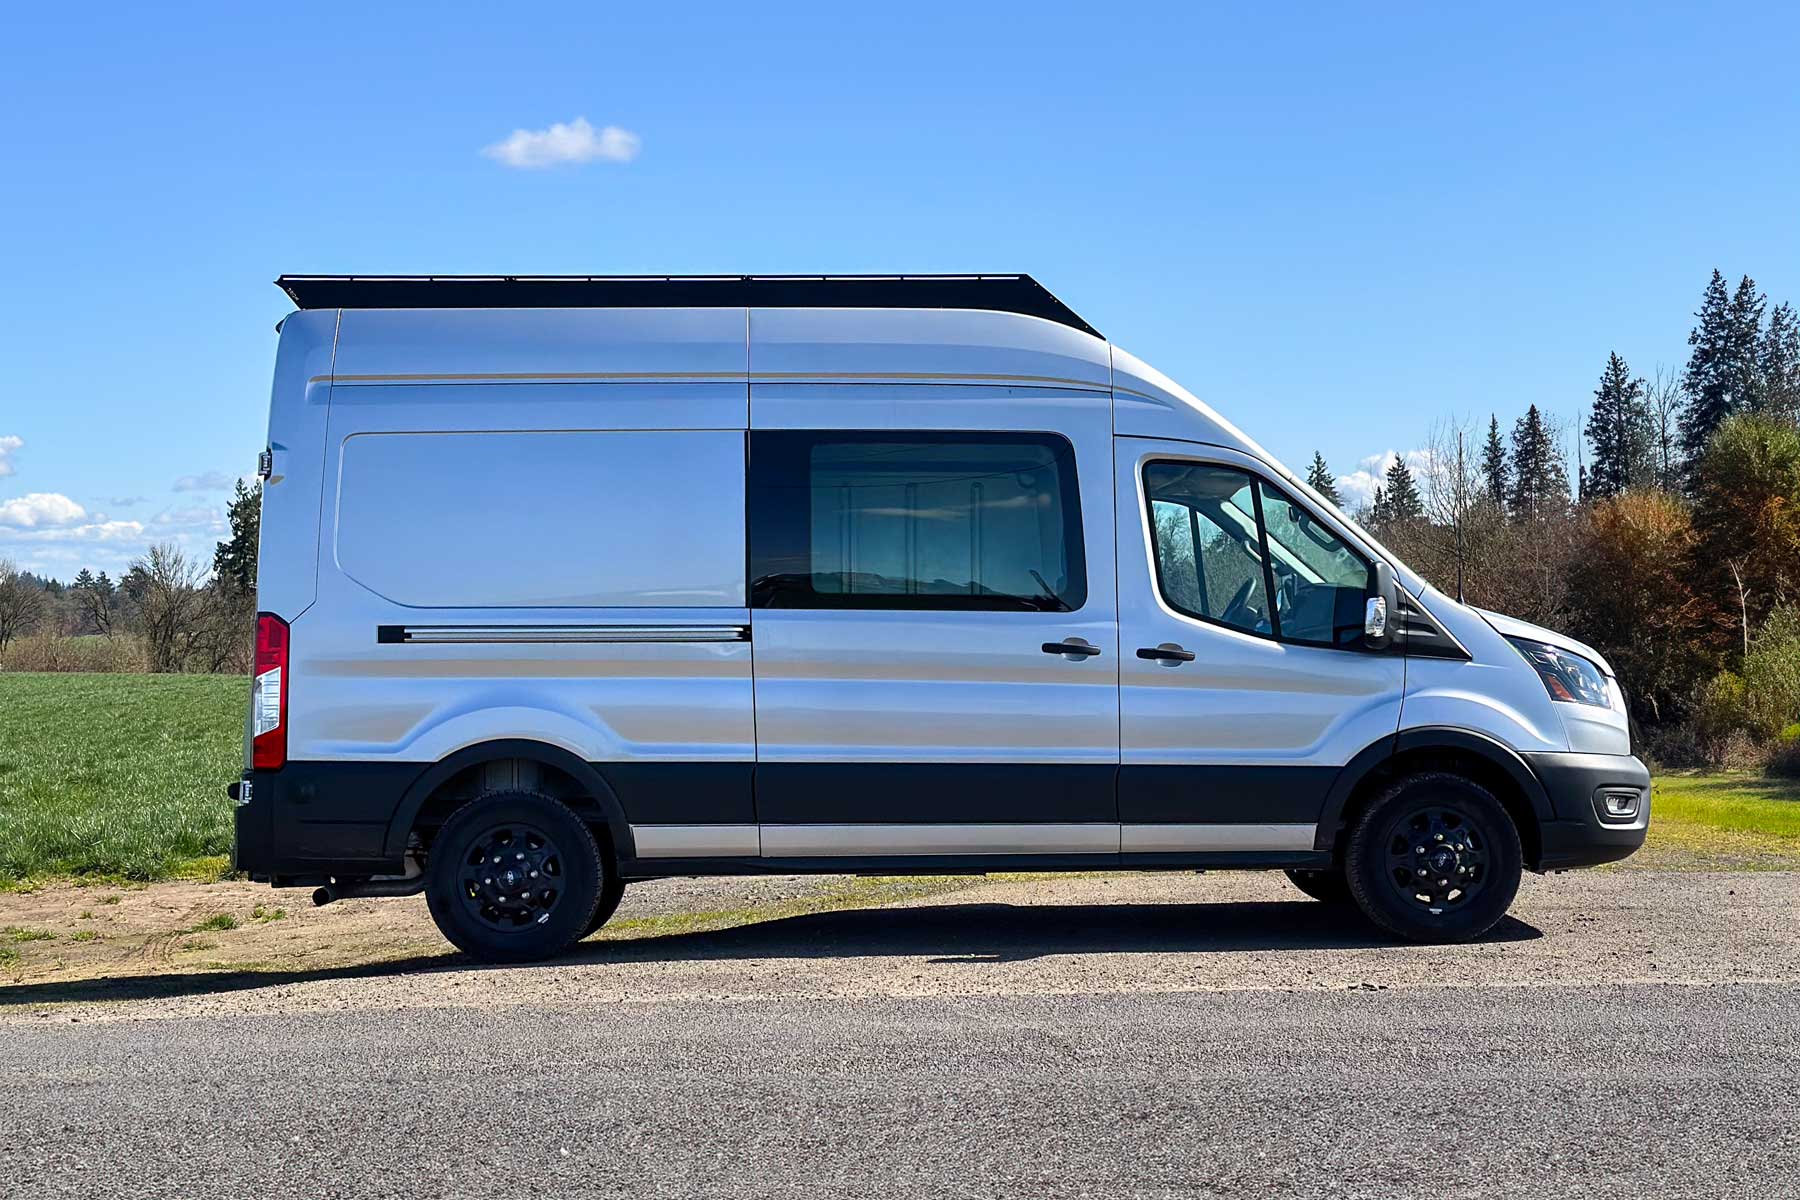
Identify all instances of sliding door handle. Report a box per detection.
[1136,644,1196,663]
[1042,640,1102,658]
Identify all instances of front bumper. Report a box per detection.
[1522,751,1652,870]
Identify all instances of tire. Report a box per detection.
[1284,868,1353,905]
[1344,771,1523,943]
[424,790,604,963]
[581,875,627,940]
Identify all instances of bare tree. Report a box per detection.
[1727,558,1752,658]
[1418,418,1490,601]
[1645,365,1683,491]
[131,543,210,672]
[71,569,116,639]
[0,558,47,652]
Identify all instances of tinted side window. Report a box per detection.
[1146,463,1272,635]
[1256,480,1373,647]
[750,432,1086,611]
[1145,461,1372,648]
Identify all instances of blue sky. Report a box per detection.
[2,2,1797,577]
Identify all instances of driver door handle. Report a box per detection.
[1136,644,1196,663]
[1042,640,1102,658]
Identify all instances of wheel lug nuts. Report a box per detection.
[1434,834,1445,842]
[516,853,525,860]
[1436,879,1447,886]
[1416,868,1427,877]
[1415,846,1425,855]
[484,878,492,885]
[530,871,539,878]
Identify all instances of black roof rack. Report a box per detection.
[274,274,1100,338]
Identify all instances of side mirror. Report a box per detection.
[1365,561,1397,650]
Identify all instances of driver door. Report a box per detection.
[1113,438,1404,852]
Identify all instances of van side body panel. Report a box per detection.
[238,299,1645,888]
[259,309,757,872]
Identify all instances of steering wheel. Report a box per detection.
[1220,577,1258,628]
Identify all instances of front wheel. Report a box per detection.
[581,874,627,940]
[424,790,604,963]
[1344,772,1523,943]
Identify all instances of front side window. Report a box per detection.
[750,431,1086,611]
[1145,461,1371,647]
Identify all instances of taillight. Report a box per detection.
[252,613,289,770]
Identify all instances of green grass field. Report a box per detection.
[0,673,243,883]
[1638,770,1800,869]
[0,670,1796,883]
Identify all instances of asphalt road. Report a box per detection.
[5,871,1799,1199]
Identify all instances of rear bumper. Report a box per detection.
[1523,751,1652,870]
[231,764,410,884]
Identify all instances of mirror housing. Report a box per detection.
[1365,561,1397,650]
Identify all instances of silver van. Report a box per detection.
[231,274,1649,962]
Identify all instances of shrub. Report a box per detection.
[1694,670,1749,757]
[0,633,149,673]
[1740,605,1800,740]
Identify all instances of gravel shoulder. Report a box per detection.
[3,868,1796,1023]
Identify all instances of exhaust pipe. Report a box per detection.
[312,875,427,907]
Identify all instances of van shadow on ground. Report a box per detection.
[0,899,1540,1008]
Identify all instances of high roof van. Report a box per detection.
[231,274,1649,962]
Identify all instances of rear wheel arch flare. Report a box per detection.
[1319,729,1549,870]
[384,740,634,863]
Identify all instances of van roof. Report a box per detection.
[275,274,1102,339]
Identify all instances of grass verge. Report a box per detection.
[1630,771,1800,869]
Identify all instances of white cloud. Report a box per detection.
[0,435,20,477]
[482,117,641,169]
[152,503,227,534]
[0,492,88,529]
[0,518,146,543]
[1336,449,1436,513]
[172,470,240,492]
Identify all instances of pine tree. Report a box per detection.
[1381,456,1426,523]
[1680,270,1735,465]
[1481,415,1509,508]
[1585,352,1653,498]
[1681,270,1767,469]
[213,479,261,597]
[1509,405,1569,521]
[1759,300,1800,420]
[1304,452,1342,506]
[1728,274,1768,413]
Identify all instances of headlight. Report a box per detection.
[1507,637,1611,708]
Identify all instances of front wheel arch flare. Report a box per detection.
[383,739,634,862]
[1317,729,1551,870]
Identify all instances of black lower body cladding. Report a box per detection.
[1523,751,1652,870]
[232,750,1654,883]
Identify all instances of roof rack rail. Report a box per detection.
[274,274,1100,338]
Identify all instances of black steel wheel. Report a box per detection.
[425,791,603,963]
[1344,771,1522,943]
[581,874,627,939]
[1284,868,1352,906]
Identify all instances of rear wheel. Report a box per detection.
[424,790,603,963]
[1344,771,1522,943]
[1284,868,1352,905]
